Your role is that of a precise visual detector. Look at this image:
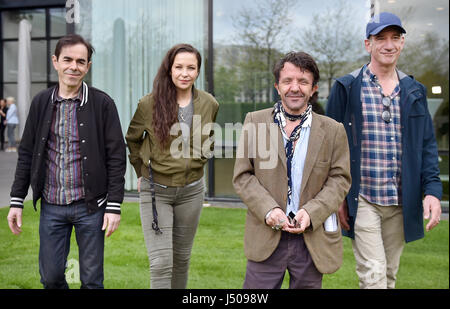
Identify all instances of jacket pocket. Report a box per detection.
[315,160,331,168]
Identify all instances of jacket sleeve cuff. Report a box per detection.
[10,197,25,208]
[105,201,121,214]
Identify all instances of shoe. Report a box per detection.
[5,147,11,152]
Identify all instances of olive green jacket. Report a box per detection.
[126,88,219,186]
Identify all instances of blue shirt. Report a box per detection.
[282,116,311,215]
[6,103,19,124]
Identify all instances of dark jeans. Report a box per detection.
[39,200,105,289]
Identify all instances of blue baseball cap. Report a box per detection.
[366,12,406,39]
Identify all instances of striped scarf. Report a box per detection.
[273,101,312,205]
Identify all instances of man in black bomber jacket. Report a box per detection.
[6,34,126,289]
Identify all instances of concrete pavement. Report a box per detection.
[0,151,32,208]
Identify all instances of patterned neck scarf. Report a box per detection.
[273,101,312,205]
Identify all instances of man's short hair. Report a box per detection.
[54,34,95,62]
[273,51,320,86]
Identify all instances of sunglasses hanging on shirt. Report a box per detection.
[371,75,393,124]
[381,95,392,123]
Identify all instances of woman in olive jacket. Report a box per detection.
[126,44,219,289]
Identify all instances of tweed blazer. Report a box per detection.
[233,108,351,274]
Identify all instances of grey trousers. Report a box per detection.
[139,177,204,289]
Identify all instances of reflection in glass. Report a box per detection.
[2,82,48,116]
[31,83,48,100]
[379,0,449,204]
[5,40,48,82]
[2,83,17,101]
[50,40,59,82]
[2,9,46,39]
[3,41,18,82]
[213,0,368,198]
[214,157,237,197]
[50,8,67,37]
[76,0,208,190]
[30,40,47,82]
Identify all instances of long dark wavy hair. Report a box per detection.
[152,44,202,147]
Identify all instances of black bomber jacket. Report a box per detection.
[9,82,126,214]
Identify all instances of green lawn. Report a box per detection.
[0,201,448,289]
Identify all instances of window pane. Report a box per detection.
[50,7,67,37]
[30,40,47,82]
[3,40,47,83]
[2,9,46,39]
[77,0,208,191]
[2,83,17,100]
[2,83,48,111]
[3,41,18,82]
[31,83,48,99]
[214,157,237,197]
[377,0,449,203]
[213,0,368,197]
[213,0,368,114]
[50,40,59,82]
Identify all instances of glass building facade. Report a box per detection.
[1,0,448,206]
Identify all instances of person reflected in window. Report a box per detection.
[126,44,219,289]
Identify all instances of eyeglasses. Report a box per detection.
[381,95,392,123]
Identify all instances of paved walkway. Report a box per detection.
[0,151,32,208]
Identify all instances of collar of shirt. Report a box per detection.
[51,82,88,106]
[53,85,83,104]
[363,64,401,98]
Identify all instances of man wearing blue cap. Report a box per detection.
[326,12,442,289]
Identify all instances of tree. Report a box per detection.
[398,32,449,151]
[295,0,363,95]
[214,66,240,103]
[232,0,296,103]
[398,32,449,78]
